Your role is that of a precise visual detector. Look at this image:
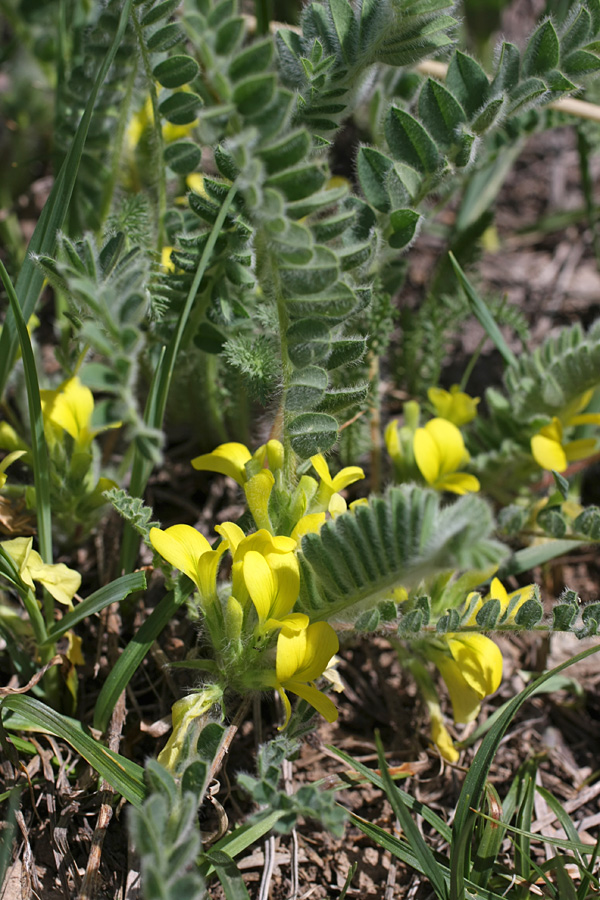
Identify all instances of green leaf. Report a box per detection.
[561,7,592,56]
[228,38,273,81]
[159,91,203,125]
[0,0,135,397]
[310,209,356,242]
[376,734,449,900]
[286,184,348,219]
[418,78,466,150]
[552,602,578,631]
[287,366,328,411]
[215,17,244,54]
[449,643,600,900]
[356,147,394,212]
[164,140,202,175]
[41,572,147,646]
[266,163,326,201]
[204,851,251,900]
[232,74,276,117]
[329,0,358,64]
[0,261,52,566]
[147,23,184,52]
[449,253,518,368]
[298,485,506,620]
[475,598,501,629]
[199,810,288,877]
[287,319,331,367]
[280,245,339,295]
[1,696,145,806]
[491,42,520,93]
[507,77,547,113]
[317,382,369,412]
[288,412,339,458]
[562,48,600,75]
[153,54,200,88]
[93,587,192,732]
[573,506,600,539]
[385,107,440,174]
[522,19,560,76]
[536,505,567,538]
[325,336,366,369]
[259,129,311,174]
[514,597,544,628]
[471,97,504,134]
[446,51,490,119]
[140,0,180,26]
[389,209,421,249]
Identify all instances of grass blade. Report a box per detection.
[499,540,587,578]
[0,0,135,396]
[449,252,518,368]
[449,642,600,900]
[375,731,448,900]
[41,571,147,645]
[204,851,251,900]
[0,260,52,566]
[198,810,287,877]
[1,695,145,806]
[93,585,192,732]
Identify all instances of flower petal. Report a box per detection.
[290,513,326,543]
[414,427,440,485]
[26,551,81,606]
[384,420,400,462]
[310,454,333,489]
[564,438,598,463]
[278,621,339,683]
[446,634,502,699]
[531,434,567,471]
[285,681,338,723]
[215,521,245,554]
[244,470,274,531]
[434,472,480,495]
[150,525,211,583]
[331,465,364,492]
[429,649,484,724]
[425,418,467,476]
[243,551,276,623]
[191,442,252,485]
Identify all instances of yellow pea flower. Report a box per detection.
[157,684,224,774]
[1,537,81,607]
[413,418,480,495]
[215,524,298,607]
[242,550,307,635]
[310,453,364,512]
[271,621,339,728]
[40,376,120,451]
[428,385,479,426]
[149,524,226,605]
[244,469,275,531]
[290,513,326,543]
[531,412,600,473]
[428,633,502,724]
[191,442,253,486]
[0,451,26,489]
[425,692,460,763]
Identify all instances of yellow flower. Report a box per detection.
[157,685,224,774]
[1,537,81,607]
[271,621,339,728]
[161,246,175,272]
[244,469,275,531]
[149,524,226,605]
[384,401,420,481]
[40,376,120,451]
[425,692,460,763]
[242,550,307,635]
[428,633,502,724]
[531,403,600,473]
[215,524,298,607]
[191,442,253,486]
[413,418,480,494]
[187,173,208,196]
[310,454,364,512]
[0,451,26,489]
[428,385,479,426]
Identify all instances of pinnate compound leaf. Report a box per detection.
[153,55,199,88]
[287,319,331,367]
[491,41,521,93]
[385,107,440,174]
[329,0,358,63]
[159,91,203,125]
[228,39,273,80]
[232,74,276,116]
[288,412,338,458]
[287,366,328,411]
[280,246,339,295]
[147,23,184,52]
[562,48,600,74]
[297,485,506,620]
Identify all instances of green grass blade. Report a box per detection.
[41,571,147,646]
[93,585,192,732]
[474,808,597,856]
[326,744,452,841]
[120,184,239,573]
[449,643,600,900]
[0,695,145,806]
[514,758,538,880]
[375,732,448,900]
[449,252,518,369]
[198,810,288,878]
[204,851,251,900]
[0,0,135,397]
[0,260,52,565]
[499,540,587,578]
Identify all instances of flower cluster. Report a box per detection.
[385,387,481,495]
